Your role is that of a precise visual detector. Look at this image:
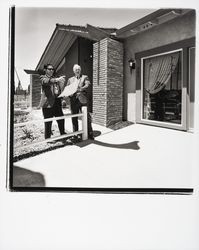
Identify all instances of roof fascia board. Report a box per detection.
[36,26,59,70]
[86,24,111,40]
[24,69,40,75]
[116,9,177,36]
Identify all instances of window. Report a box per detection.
[142,50,182,124]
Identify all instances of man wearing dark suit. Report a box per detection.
[39,64,66,139]
[67,64,94,139]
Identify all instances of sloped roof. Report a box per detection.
[31,8,194,73]
[35,24,117,71]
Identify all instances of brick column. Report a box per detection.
[31,74,41,108]
[93,38,123,127]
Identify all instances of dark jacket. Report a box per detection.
[39,74,65,108]
[67,75,91,105]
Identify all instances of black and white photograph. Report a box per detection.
[0,1,199,250]
[11,6,196,191]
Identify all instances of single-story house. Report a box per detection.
[25,8,196,132]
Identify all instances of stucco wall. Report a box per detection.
[63,39,79,80]
[123,10,196,122]
[61,37,93,81]
[79,37,93,81]
[79,38,94,112]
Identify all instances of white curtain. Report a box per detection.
[145,52,179,94]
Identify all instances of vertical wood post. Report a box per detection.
[82,106,88,140]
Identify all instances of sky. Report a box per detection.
[15,7,156,89]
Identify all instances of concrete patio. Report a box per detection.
[12,122,196,189]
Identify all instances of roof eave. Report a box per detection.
[35,23,118,71]
[35,26,59,70]
[116,8,192,39]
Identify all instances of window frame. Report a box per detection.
[140,48,185,129]
[135,38,195,131]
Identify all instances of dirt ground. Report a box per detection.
[13,109,133,162]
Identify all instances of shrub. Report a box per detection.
[22,127,34,140]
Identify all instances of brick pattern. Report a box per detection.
[93,39,108,126]
[107,39,123,127]
[32,74,41,108]
[93,38,123,127]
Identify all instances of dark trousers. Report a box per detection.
[42,98,65,139]
[70,96,93,137]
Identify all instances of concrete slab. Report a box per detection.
[13,124,195,188]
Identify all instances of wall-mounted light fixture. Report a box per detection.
[128,59,136,70]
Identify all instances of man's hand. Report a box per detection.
[56,76,65,83]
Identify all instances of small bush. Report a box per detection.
[22,127,34,140]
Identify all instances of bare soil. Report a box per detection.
[13,110,133,162]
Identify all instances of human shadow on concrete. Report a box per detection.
[76,139,140,150]
[12,166,46,187]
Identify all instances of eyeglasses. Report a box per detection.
[47,68,54,71]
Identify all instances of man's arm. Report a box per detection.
[40,75,55,87]
[78,76,91,91]
[40,75,65,87]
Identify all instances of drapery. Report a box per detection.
[143,52,180,119]
[145,52,179,94]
